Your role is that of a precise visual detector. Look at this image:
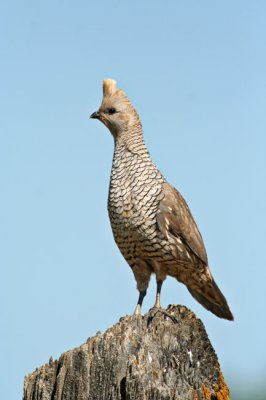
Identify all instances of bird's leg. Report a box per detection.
[133,290,147,316]
[154,280,163,308]
[132,261,151,316]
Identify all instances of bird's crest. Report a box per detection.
[102,78,128,101]
[103,79,118,97]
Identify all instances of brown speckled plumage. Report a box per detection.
[91,79,233,320]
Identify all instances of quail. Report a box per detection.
[90,79,233,320]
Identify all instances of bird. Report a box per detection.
[90,79,233,320]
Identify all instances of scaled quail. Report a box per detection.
[90,79,233,320]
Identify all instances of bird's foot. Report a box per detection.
[153,293,161,309]
[133,304,142,316]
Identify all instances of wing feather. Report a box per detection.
[156,182,208,264]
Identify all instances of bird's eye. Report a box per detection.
[107,108,116,115]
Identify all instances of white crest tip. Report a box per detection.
[103,79,117,97]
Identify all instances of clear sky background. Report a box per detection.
[1,1,265,399]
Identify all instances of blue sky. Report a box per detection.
[1,1,265,399]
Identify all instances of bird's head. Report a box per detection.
[90,79,140,137]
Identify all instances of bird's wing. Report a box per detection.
[156,182,208,265]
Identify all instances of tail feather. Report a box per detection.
[187,279,234,321]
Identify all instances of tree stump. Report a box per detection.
[23,305,230,400]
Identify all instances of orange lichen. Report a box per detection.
[202,384,212,399]
[202,373,230,400]
[192,390,199,400]
[215,373,230,400]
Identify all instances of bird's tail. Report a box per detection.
[187,278,234,321]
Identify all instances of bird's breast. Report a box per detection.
[108,161,164,242]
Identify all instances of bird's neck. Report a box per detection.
[113,121,150,159]
[110,122,165,186]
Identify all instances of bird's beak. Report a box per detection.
[90,111,100,119]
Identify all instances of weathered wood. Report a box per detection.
[23,305,230,400]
